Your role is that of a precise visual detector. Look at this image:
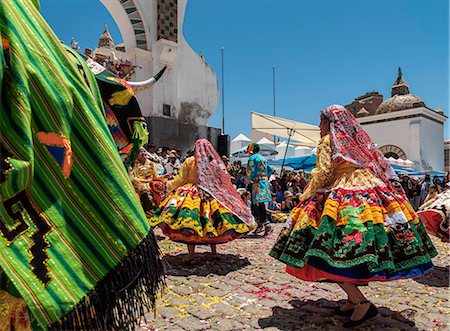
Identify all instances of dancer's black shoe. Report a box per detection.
[334,301,354,316]
[343,301,378,328]
[263,225,274,236]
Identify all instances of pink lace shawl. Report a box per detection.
[194,139,255,226]
[321,105,397,184]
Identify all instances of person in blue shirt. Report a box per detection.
[246,143,274,235]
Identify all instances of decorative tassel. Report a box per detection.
[123,121,148,169]
[50,232,165,331]
[132,121,149,147]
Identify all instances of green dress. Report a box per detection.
[0,0,163,329]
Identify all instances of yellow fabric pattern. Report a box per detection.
[301,134,334,200]
[167,156,198,193]
[149,184,251,238]
[290,165,419,230]
[129,159,160,193]
[290,133,420,230]
[108,89,134,106]
[0,290,31,331]
[301,134,382,201]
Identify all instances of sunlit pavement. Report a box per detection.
[139,223,449,331]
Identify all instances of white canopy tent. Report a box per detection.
[231,133,252,154]
[387,157,415,169]
[257,137,275,150]
[275,141,295,160]
[295,146,313,157]
[252,111,320,170]
[251,112,320,148]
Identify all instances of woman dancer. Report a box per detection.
[270,105,437,328]
[149,139,255,262]
[418,183,449,243]
[129,147,166,215]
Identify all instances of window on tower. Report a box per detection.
[163,104,171,117]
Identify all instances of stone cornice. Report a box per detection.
[358,107,447,126]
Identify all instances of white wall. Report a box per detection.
[420,118,444,170]
[359,108,446,171]
[361,119,414,160]
[177,36,219,125]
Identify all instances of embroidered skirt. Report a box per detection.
[149,184,253,244]
[270,168,437,284]
[418,190,450,243]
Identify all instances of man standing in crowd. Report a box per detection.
[420,174,431,205]
[297,170,308,193]
[246,143,273,236]
[411,177,422,210]
[401,174,412,197]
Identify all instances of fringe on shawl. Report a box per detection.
[50,231,165,331]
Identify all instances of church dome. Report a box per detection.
[376,94,426,114]
[375,67,426,114]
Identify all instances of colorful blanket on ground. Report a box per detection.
[0,1,163,330]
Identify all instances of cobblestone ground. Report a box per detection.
[139,224,449,331]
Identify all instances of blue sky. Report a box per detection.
[41,0,449,139]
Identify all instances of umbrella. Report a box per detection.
[252,111,320,171]
[252,112,320,147]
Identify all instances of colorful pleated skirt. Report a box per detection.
[418,190,450,243]
[149,184,254,244]
[270,168,437,284]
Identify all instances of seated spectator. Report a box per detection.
[164,151,179,178]
[267,194,289,223]
[240,190,252,208]
[267,194,280,212]
[424,185,438,204]
[297,170,308,193]
[432,176,442,193]
[275,187,284,204]
[400,174,412,198]
[270,179,278,195]
[391,180,404,195]
[281,191,295,213]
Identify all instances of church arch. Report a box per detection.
[379,145,407,160]
[99,0,149,51]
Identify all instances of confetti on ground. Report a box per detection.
[139,224,449,330]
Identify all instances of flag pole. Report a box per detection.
[221,47,225,134]
[272,65,276,145]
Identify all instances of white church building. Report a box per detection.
[92,0,220,150]
[346,68,447,172]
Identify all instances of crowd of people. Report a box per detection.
[97,58,136,79]
[135,142,450,237]
[133,143,313,228]
[398,173,449,210]
[229,161,310,222]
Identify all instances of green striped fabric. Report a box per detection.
[0,1,162,329]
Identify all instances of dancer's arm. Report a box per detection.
[166,157,194,192]
[300,135,333,201]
